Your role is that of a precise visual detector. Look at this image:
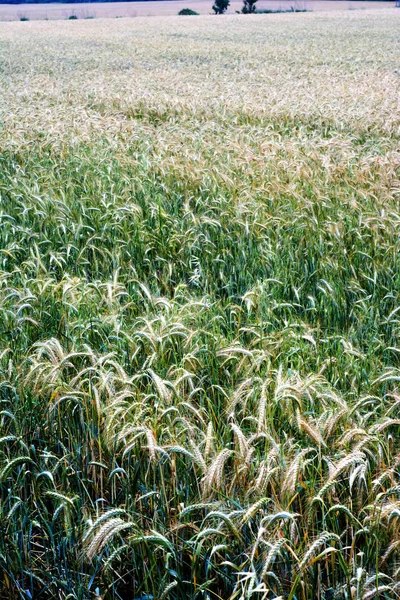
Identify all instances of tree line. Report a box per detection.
[7,0,258,6]
[213,0,257,13]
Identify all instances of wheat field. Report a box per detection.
[0,10,400,600]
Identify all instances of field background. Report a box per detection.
[0,0,395,19]
[1,9,400,600]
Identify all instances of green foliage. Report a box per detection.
[68,13,78,18]
[0,10,400,600]
[178,8,199,15]
[212,0,230,14]
[241,0,257,13]
[19,15,29,19]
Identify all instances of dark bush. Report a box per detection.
[178,7,199,14]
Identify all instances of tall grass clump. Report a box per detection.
[0,9,400,600]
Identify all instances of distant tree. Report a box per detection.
[241,0,257,12]
[212,0,230,14]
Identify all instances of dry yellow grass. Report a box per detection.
[1,11,399,144]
